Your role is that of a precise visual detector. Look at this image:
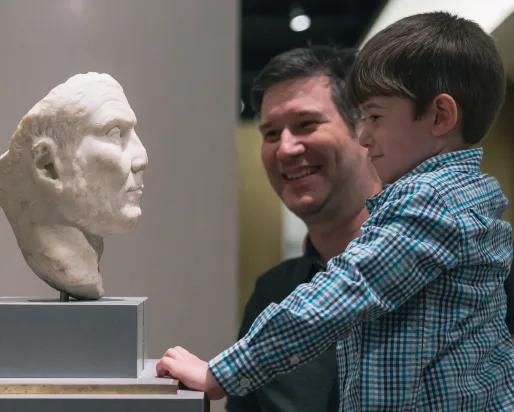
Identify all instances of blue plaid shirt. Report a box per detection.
[209,148,514,411]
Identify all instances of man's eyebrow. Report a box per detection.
[259,110,324,132]
[296,110,324,117]
[258,121,272,132]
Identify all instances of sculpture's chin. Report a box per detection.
[84,207,142,237]
[99,217,141,236]
[38,274,105,301]
[63,282,105,300]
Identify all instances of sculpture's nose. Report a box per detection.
[130,132,148,174]
[132,155,147,173]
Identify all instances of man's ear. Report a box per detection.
[31,138,63,194]
[430,93,458,137]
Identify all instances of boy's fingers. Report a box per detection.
[164,347,184,360]
[174,346,190,356]
[156,357,178,378]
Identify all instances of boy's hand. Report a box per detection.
[156,346,227,400]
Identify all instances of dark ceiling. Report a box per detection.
[239,0,385,119]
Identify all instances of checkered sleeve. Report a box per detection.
[209,182,461,395]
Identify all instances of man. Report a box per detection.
[225,46,382,411]
[0,72,148,299]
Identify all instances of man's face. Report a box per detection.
[358,96,436,183]
[57,88,148,236]
[259,75,370,220]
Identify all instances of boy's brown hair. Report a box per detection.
[348,11,506,144]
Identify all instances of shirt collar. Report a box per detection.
[399,147,483,181]
[304,236,320,261]
[292,236,325,283]
[366,147,483,211]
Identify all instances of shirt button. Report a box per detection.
[349,247,361,255]
[240,378,250,388]
[289,355,299,366]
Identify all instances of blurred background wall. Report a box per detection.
[237,122,282,315]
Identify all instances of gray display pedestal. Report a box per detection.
[0,360,209,412]
[0,296,147,378]
[0,296,209,411]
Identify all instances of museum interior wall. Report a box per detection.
[481,83,514,227]
[481,9,514,228]
[237,121,282,317]
[0,2,239,403]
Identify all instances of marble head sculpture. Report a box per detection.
[0,72,148,300]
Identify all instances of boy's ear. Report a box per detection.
[30,138,63,194]
[431,93,458,137]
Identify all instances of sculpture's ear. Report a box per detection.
[31,138,63,194]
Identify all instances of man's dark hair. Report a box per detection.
[250,45,360,132]
[347,11,506,145]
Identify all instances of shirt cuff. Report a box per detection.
[207,337,270,396]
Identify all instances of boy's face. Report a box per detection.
[358,96,439,184]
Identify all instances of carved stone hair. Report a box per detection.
[0,72,124,179]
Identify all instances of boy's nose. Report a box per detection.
[358,125,372,148]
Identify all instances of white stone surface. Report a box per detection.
[0,73,148,300]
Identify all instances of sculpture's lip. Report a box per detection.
[127,185,144,192]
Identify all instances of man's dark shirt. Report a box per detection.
[225,238,339,412]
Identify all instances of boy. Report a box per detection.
[156,11,514,410]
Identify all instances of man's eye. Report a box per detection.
[300,120,317,128]
[263,131,280,141]
[107,126,121,137]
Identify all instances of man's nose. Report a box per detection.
[277,129,305,159]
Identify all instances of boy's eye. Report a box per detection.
[361,114,380,122]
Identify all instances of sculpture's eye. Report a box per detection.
[107,126,121,138]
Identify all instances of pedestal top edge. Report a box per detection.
[0,360,180,388]
[0,296,148,305]
[0,391,205,400]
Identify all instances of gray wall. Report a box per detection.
[0,1,239,409]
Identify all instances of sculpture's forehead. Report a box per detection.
[56,80,129,108]
[46,77,137,126]
[86,89,136,124]
[49,72,128,104]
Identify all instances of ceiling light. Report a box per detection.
[289,6,311,32]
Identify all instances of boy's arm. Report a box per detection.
[225,275,271,412]
[206,182,462,396]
